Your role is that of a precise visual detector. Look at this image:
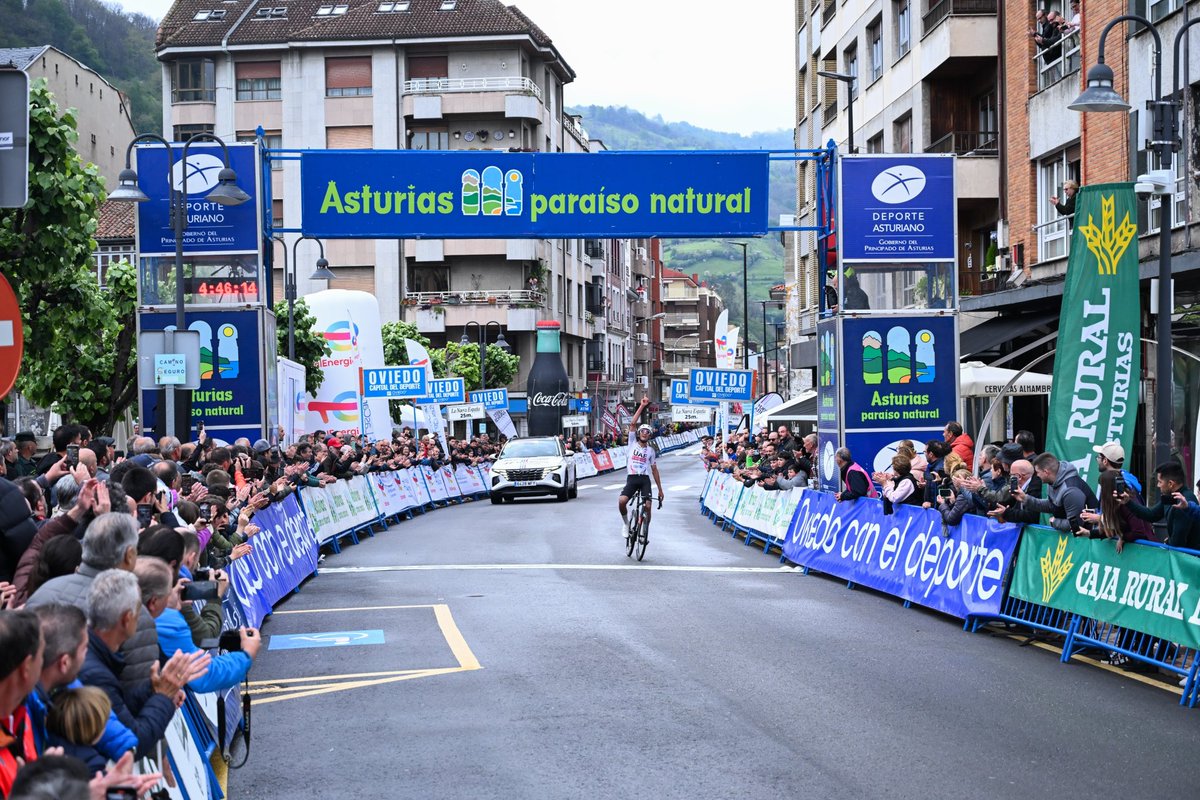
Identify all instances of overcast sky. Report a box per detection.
[111,0,793,134]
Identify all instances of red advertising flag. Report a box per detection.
[591,450,614,472]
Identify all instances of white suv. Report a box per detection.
[489,436,578,503]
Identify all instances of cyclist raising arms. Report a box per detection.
[618,398,665,537]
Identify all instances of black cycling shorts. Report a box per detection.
[620,474,652,499]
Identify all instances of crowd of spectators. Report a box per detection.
[0,420,515,797]
[700,425,819,492]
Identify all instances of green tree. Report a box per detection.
[0,81,138,433]
[444,342,520,391]
[273,298,330,396]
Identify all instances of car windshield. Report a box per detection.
[501,440,560,459]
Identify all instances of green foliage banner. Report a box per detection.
[1010,527,1200,651]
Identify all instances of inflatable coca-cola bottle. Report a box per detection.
[526,320,570,436]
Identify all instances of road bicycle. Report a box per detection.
[625,489,662,562]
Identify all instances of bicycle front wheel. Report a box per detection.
[635,516,649,561]
[625,504,638,558]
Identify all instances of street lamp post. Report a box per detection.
[723,241,749,368]
[272,235,335,361]
[1068,13,1200,465]
[460,320,512,393]
[110,133,250,438]
[818,70,857,154]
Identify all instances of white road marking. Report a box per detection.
[601,483,623,490]
[577,484,597,490]
[322,564,799,575]
[668,484,691,491]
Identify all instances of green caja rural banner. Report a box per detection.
[1011,527,1200,650]
[1043,183,1141,487]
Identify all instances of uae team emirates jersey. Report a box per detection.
[627,444,656,476]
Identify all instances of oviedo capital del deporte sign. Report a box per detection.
[300,151,770,239]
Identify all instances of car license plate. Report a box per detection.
[514,481,539,487]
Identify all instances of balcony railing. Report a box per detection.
[922,0,997,37]
[925,130,998,156]
[562,116,589,148]
[402,76,543,102]
[402,289,546,307]
[1034,31,1081,91]
[821,0,836,27]
[822,101,837,126]
[1034,214,1072,264]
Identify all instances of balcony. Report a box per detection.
[401,76,543,121]
[401,289,548,332]
[1034,31,1080,92]
[664,313,699,327]
[920,0,997,79]
[925,130,997,156]
[634,341,653,363]
[403,75,542,102]
[663,358,701,376]
[562,115,589,149]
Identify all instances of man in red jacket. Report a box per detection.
[0,609,43,798]
[944,422,975,468]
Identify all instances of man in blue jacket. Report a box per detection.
[134,557,259,692]
[26,603,137,768]
[77,570,209,764]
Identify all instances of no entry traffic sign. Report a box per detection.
[0,272,23,397]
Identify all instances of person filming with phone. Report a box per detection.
[1120,461,1200,550]
[1010,453,1097,535]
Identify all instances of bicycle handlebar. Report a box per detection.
[657,497,663,510]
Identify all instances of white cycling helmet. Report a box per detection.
[637,424,653,436]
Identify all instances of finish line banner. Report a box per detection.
[1043,182,1140,486]
[300,151,769,239]
[782,490,1020,618]
[1010,527,1200,651]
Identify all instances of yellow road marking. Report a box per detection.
[246,668,432,687]
[253,667,466,705]
[251,604,482,703]
[434,603,482,670]
[1000,633,1184,697]
[273,603,435,615]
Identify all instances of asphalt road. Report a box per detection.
[230,450,1200,799]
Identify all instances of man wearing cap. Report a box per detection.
[12,433,38,478]
[1092,441,1143,497]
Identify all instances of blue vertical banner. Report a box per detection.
[838,154,956,263]
[816,317,841,491]
[839,315,959,474]
[139,308,266,442]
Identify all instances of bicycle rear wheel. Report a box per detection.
[635,512,649,561]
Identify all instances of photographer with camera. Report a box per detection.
[133,554,258,694]
[1121,461,1200,550]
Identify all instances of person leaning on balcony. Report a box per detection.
[1051,180,1078,219]
[1030,9,1063,63]
[1065,0,1081,34]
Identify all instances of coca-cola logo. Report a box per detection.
[531,392,569,408]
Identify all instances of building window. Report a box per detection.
[868,18,883,84]
[325,56,372,97]
[1149,0,1183,22]
[866,133,884,153]
[172,123,214,142]
[844,44,858,99]
[408,129,449,150]
[893,114,912,153]
[895,0,911,59]
[326,126,373,149]
[1147,157,1186,234]
[237,131,283,169]
[171,58,215,102]
[798,66,807,121]
[1036,149,1080,262]
[975,89,998,151]
[236,61,281,100]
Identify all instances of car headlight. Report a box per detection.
[541,467,557,478]
[492,469,508,478]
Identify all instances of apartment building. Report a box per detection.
[0,46,136,185]
[658,268,724,403]
[155,0,620,397]
[791,0,1000,367]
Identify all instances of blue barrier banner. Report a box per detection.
[362,366,427,399]
[782,490,1020,618]
[227,494,319,627]
[425,377,466,404]
[469,388,509,411]
[839,154,956,262]
[300,151,769,239]
[688,367,753,403]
